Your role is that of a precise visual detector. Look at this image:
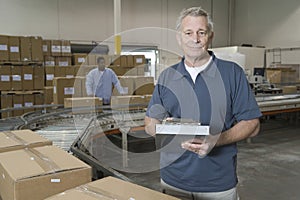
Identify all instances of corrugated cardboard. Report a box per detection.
[64,97,103,113]
[23,94,35,113]
[134,76,155,95]
[133,55,145,66]
[11,65,22,90]
[51,40,61,56]
[72,53,87,65]
[44,86,54,104]
[61,40,71,56]
[31,36,43,61]
[20,36,31,61]
[0,35,9,61]
[0,145,92,200]
[12,94,23,117]
[0,94,13,118]
[34,93,44,111]
[45,66,55,86]
[54,66,66,78]
[8,36,20,61]
[0,129,52,153]
[44,55,55,66]
[110,95,149,110]
[53,77,77,104]
[45,176,179,200]
[22,65,34,90]
[33,65,45,90]
[113,76,135,95]
[55,56,72,66]
[0,65,11,91]
[42,40,51,56]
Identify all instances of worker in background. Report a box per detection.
[86,56,126,105]
[145,7,262,200]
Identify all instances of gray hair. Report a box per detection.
[176,7,214,33]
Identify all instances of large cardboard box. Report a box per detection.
[8,36,20,61]
[64,66,76,78]
[45,176,179,200]
[44,86,54,104]
[0,65,11,91]
[0,94,13,118]
[0,145,92,200]
[55,56,72,66]
[23,93,35,113]
[0,129,52,153]
[51,40,61,56]
[53,77,81,104]
[31,36,43,61]
[61,40,71,57]
[34,93,44,111]
[44,55,55,66]
[133,55,146,66]
[54,66,66,78]
[42,40,51,56]
[45,66,55,86]
[111,95,149,110]
[11,65,22,90]
[33,65,45,90]
[72,53,87,65]
[64,97,102,113]
[0,35,9,61]
[12,94,23,117]
[134,76,155,95]
[20,36,31,61]
[113,76,135,95]
[22,65,34,90]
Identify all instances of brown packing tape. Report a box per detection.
[77,185,125,200]
[2,131,30,146]
[24,148,61,175]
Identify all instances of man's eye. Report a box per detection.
[184,32,192,36]
[198,31,207,36]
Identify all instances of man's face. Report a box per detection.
[176,16,213,59]
[97,59,106,71]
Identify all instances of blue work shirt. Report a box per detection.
[146,51,262,192]
[86,68,124,104]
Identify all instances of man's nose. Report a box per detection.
[192,33,200,43]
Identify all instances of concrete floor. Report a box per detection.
[237,116,300,200]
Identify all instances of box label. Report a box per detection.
[10,46,19,52]
[25,102,33,107]
[45,61,55,66]
[61,46,71,53]
[46,74,54,80]
[14,104,22,108]
[12,75,21,81]
[1,75,10,81]
[51,179,61,183]
[43,45,48,52]
[64,87,74,95]
[24,74,33,80]
[52,45,61,53]
[0,44,8,51]
[78,57,86,63]
[59,61,69,66]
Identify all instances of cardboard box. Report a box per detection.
[44,86,54,104]
[23,93,35,113]
[133,55,145,66]
[65,66,76,78]
[11,65,22,90]
[64,97,103,113]
[134,76,155,95]
[72,53,87,65]
[127,55,134,67]
[22,65,34,90]
[45,66,55,86]
[0,129,52,153]
[53,77,82,104]
[0,94,13,118]
[31,36,43,61]
[54,66,66,78]
[55,56,72,66]
[33,65,45,90]
[51,40,61,56]
[44,56,55,66]
[113,76,135,95]
[0,35,9,61]
[42,40,51,56]
[61,40,71,56]
[0,145,92,200]
[45,176,179,200]
[8,36,20,61]
[87,54,96,65]
[0,65,11,91]
[111,95,149,110]
[282,85,297,94]
[20,36,31,61]
[12,94,23,117]
[34,93,44,111]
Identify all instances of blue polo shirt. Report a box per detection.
[146,51,262,192]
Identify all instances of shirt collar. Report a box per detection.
[172,51,217,80]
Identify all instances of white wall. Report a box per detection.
[0,0,230,50]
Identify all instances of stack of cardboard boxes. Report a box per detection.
[0,129,178,200]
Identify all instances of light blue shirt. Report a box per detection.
[86,68,125,104]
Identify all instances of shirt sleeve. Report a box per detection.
[85,71,94,96]
[111,70,126,94]
[232,66,262,121]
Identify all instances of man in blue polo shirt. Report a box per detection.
[145,7,262,200]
